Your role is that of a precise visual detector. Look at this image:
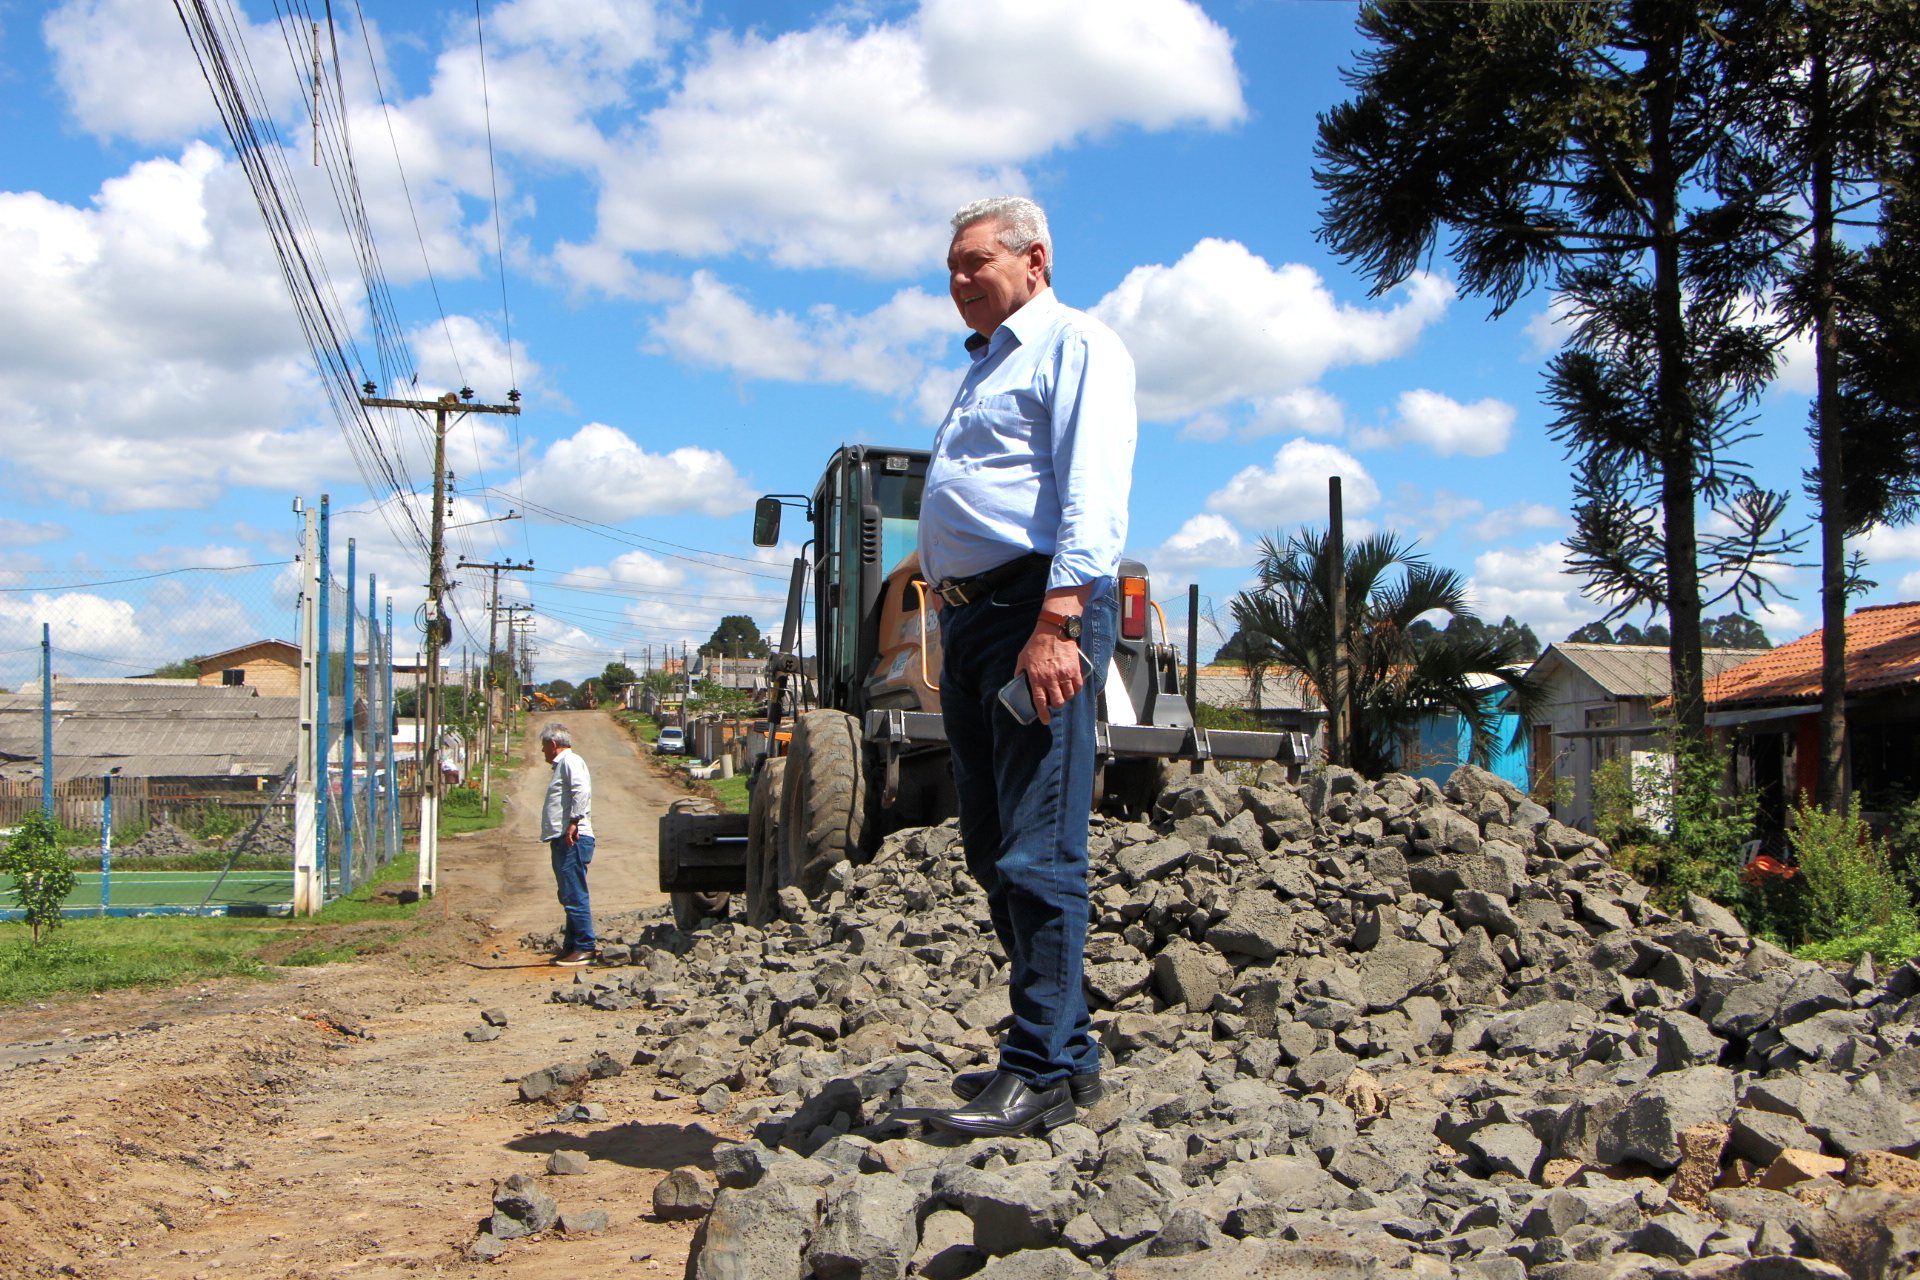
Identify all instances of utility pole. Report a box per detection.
[360,387,519,898]
[459,559,535,814]
[1328,476,1350,769]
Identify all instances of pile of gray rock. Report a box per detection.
[543,764,1920,1279]
[226,809,293,861]
[112,817,202,860]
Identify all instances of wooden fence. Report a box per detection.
[0,777,153,834]
[0,776,422,838]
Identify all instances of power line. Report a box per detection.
[0,561,297,592]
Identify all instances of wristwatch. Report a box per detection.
[1037,608,1083,640]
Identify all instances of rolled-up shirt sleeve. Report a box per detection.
[1047,323,1137,590]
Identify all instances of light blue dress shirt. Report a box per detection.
[919,289,1137,592]
[540,748,593,841]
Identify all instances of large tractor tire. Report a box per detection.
[742,757,787,926]
[778,709,871,901]
[667,797,731,931]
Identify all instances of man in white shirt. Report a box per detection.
[539,723,596,966]
[918,196,1137,1138]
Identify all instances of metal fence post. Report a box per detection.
[385,596,399,864]
[41,623,52,820]
[100,771,113,914]
[341,536,357,897]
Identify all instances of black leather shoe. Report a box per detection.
[953,1068,1102,1105]
[923,1072,1076,1139]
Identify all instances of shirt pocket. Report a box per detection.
[946,391,1047,470]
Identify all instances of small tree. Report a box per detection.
[703,615,771,659]
[1702,614,1771,649]
[149,656,203,679]
[2,810,75,944]
[1230,527,1541,776]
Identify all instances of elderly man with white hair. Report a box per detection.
[917,196,1138,1138]
[539,722,597,966]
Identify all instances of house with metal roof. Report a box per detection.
[1523,642,1769,831]
[0,678,295,784]
[1703,601,1920,822]
[1189,665,1327,743]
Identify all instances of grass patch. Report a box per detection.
[613,709,660,743]
[708,773,750,814]
[438,784,503,837]
[0,853,428,1003]
[0,919,281,1003]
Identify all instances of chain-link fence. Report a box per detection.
[1,545,405,918]
[317,549,405,898]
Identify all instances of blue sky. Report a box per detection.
[2,0,1914,689]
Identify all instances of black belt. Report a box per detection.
[933,552,1049,607]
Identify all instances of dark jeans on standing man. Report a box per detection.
[550,834,597,953]
[939,559,1115,1088]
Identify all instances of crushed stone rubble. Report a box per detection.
[513,764,1920,1278]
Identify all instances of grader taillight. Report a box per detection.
[1119,576,1148,640]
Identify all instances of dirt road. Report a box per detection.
[0,711,721,1280]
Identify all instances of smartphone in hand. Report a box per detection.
[997,651,1096,725]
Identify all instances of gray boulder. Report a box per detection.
[1597,1066,1736,1169]
[805,1173,922,1280]
[695,1178,828,1280]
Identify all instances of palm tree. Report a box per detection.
[1230,528,1541,778]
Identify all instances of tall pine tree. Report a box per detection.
[1316,2,1799,741]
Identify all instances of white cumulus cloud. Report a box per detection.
[1146,513,1249,579]
[1205,440,1380,531]
[520,423,753,522]
[1353,389,1515,457]
[1467,542,1593,642]
[570,0,1244,281]
[651,274,955,397]
[1090,240,1453,423]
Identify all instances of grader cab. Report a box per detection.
[658,445,1314,930]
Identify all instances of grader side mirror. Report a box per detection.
[752,496,782,547]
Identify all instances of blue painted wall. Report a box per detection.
[1403,693,1530,790]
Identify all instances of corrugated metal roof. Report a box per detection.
[0,683,295,779]
[1542,642,1768,698]
[1704,600,1920,708]
[6,681,260,708]
[1191,666,1325,713]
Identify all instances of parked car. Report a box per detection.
[656,726,686,755]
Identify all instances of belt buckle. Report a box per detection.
[937,581,970,607]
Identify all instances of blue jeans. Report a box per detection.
[549,834,596,952]
[939,564,1115,1087]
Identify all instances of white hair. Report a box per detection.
[952,196,1053,285]
[540,723,572,748]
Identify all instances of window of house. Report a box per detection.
[222,668,246,686]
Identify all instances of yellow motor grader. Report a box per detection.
[658,445,1314,930]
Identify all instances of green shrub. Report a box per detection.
[1529,772,1573,818]
[1790,797,1917,944]
[1796,922,1920,967]
[441,786,484,816]
[2,811,76,943]
[190,803,244,842]
[1591,755,1658,850]
[1596,740,1767,931]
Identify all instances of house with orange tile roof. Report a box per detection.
[1703,601,1920,821]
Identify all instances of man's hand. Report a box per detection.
[567,819,580,845]
[1013,584,1093,726]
